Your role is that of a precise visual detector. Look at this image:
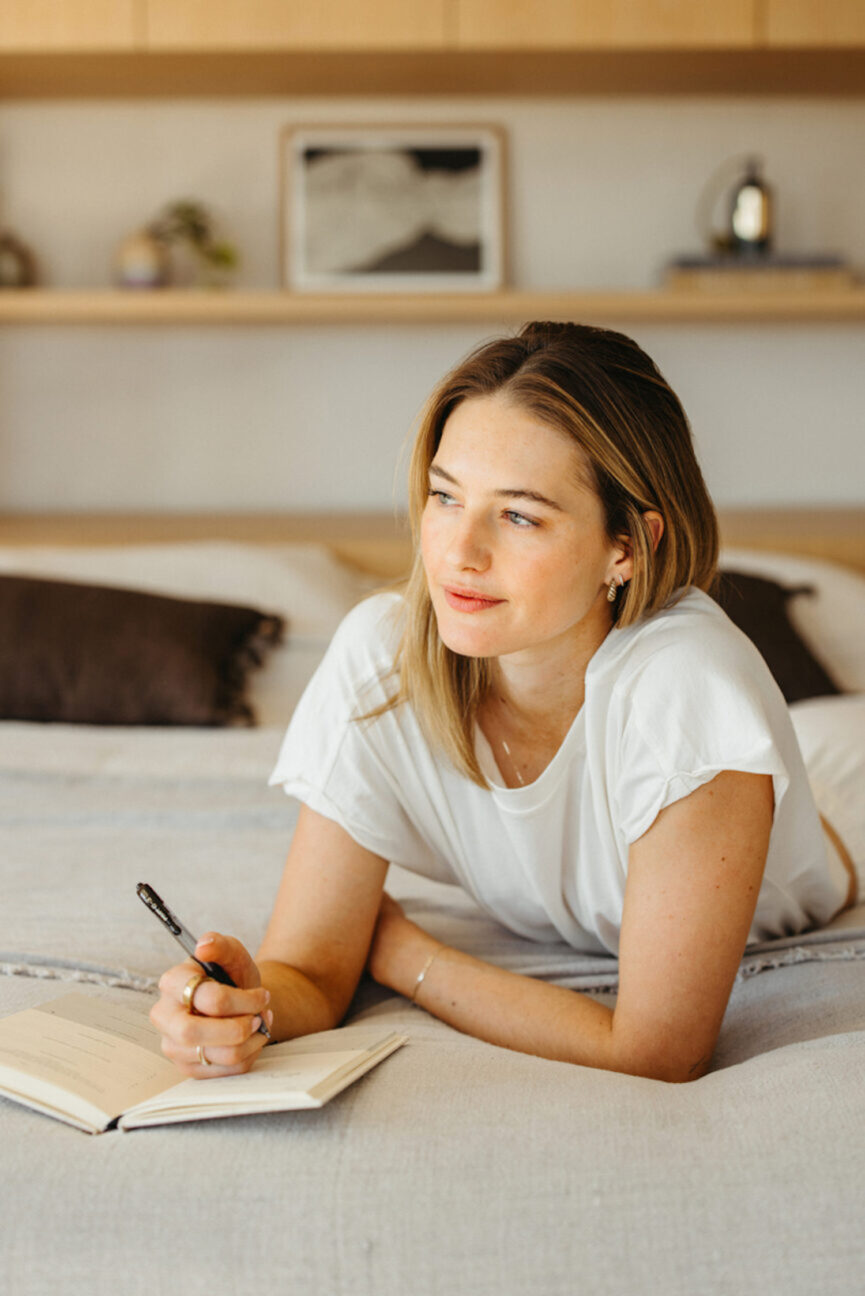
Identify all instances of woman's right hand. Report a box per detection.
[149,931,274,1079]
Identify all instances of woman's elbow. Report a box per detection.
[645,1057,711,1084]
[602,1041,714,1084]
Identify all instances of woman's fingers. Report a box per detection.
[157,959,270,1020]
[195,931,262,990]
[150,990,273,1045]
[152,933,271,1080]
[151,994,274,1077]
[160,1002,268,1048]
[150,949,274,1081]
[161,1023,269,1078]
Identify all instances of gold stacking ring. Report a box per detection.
[196,1045,212,1067]
[182,970,209,1013]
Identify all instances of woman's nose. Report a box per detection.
[446,514,490,571]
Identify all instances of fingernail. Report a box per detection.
[266,1010,274,1029]
[263,990,271,1006]
[252,1016,262,1031]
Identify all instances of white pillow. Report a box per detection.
[790,695,865,891]
[719,548,865,694]
[0,542,377,728]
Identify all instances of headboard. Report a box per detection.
[0,508,862,579]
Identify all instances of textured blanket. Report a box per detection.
[2,724,864,1296]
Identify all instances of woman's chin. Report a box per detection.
[433,611,511,660]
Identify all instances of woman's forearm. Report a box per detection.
[379,921,618,1072]
[255,958,339,1042]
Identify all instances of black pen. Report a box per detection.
[136,882,272,1040]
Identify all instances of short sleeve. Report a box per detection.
[268,594,442,871]
[613,633,792,846]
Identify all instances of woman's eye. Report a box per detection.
[428,489,457,507]
[504,510,538,528]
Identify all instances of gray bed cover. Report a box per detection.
[1,737,864,1296]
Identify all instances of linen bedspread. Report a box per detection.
[1,723,864,1296]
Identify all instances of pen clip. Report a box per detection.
[136,882,199,961]
[136,882,182,935]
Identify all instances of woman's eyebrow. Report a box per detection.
[428,462,564,512]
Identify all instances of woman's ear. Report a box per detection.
[608,510,665,586]
[642,510,665,554]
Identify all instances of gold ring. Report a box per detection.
[182,970,209,1014]
[196,1045,212,1067]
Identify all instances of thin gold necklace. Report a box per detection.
[499,738,525,787]
[490,692,527,787]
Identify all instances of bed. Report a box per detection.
[1,509,863,1296]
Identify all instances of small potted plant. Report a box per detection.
[151,200,239,288]
[116,199,240,289]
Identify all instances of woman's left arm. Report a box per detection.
[368,769,774,1083]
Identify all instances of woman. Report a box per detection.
[151,321,855,1084]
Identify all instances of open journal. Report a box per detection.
[0,993,408,1135]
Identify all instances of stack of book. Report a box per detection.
[663,253,857,293]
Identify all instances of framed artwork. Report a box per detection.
[280,124,507,292]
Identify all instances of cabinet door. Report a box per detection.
[765,0,865,46]
[146,1,447,50]
[455,0,756,49]
[0,1,140,51]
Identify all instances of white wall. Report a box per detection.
[1,95,863,511]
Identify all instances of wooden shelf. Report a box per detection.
[2,288,864,326]
[1,507,863,575]
[2,49,865,98]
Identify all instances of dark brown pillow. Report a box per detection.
[0,574,285,726]
[712,570,840,704]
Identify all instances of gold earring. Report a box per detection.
[606,577,619,602]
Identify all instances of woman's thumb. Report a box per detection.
[195,931,260,990]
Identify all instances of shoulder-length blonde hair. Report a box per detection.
[376,320,718,786]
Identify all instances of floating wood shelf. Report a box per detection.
[1,288,864,326]
[1,508,863,575]
[2,50,865,99]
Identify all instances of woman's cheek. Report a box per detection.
[420,507,448,573]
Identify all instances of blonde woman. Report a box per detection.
[151,322,855,1084]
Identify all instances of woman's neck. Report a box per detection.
[489,610,612,735]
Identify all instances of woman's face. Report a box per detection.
[420,392,630,665]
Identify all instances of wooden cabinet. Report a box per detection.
[455,0,756,50]
[2,0,865,62]
[0,0,863,96]
[0,1,141,52]
[765,1,865,47]
[6,0,865,59]
[145,1,448,51]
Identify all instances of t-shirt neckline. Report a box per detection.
[473,622,632,810]
[475,703,587,812]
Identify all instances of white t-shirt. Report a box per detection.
[269,589,849,955]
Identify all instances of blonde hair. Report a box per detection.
[374,321,718,786]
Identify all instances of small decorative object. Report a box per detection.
[696,154,774,259]
[0,228,38,288]
[113,228,170,289]
[728,157,773,256]
[280,124,507,292]
[662,153,855,293]
[149,199,240,288]
[114,200,239,290]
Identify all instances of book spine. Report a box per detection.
[664,268,856,293]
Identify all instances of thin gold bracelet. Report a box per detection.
[410,947,443,1005]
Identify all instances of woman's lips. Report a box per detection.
[443,586,505,613]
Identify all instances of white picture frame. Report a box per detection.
[280,123,507,293]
